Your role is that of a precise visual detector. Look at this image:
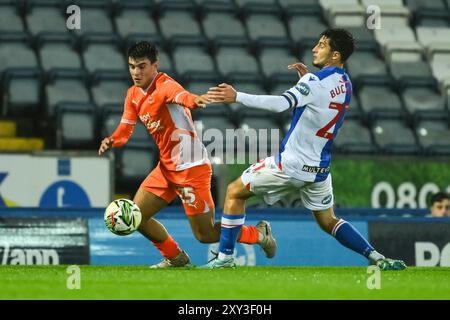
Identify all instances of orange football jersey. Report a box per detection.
[110,72,209,175]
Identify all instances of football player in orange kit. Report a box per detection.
[98,41,276,267]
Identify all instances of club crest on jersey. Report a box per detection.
[296,82,310,96]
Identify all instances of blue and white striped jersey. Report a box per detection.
[276,66,352,182]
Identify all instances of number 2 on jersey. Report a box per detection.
[315,102,346,140]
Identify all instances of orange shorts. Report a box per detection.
[140,162,215,216]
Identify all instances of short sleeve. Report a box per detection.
[281,73,319,108]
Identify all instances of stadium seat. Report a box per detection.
[234,0,278,6]
[258,46,300,82]
[0,36,38,74]
[183,79,212,93]
[45,72,91,116]
[358,82,404,120]
[325,3,365,28]
[374,27,417,51]
[416,27,450,48]
[37,33,82,72]
[194,0,236,6]
[232,81,268,96]
[390,60,433,83]
[201,9,246,41]
[405,0,447,10]
[346,49,389,81]
[118,146,156,182]
[244,12,287,44]
[413,9,450,27]
[415,119,450,155]
[288,14,328,45]
[346,95,363,120]
[387,49,434,82]
[172,43,216,78]
[81,35,127,74]
[55,102,96,149]
[158,6,203,41]
[384,40,423,62]
[278,0,320,10]
[101,105,122,138]
[2,69,42,116]
[300,48,315,71]
[319,0,360,9]
[215,44,261,81]
[400,81,446,119]
[115,7,159,39]
[70,1,114,36]
[430,52,450,83]
[25,1,68,35]
[333,118,377,154]
[0,3,25,33]
[90,71,131,108]
[360,0,404,6]
[157,48,176,76]
[344,26,377,50]
[371,119,420,154]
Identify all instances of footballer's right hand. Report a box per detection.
[288,62,309,78]
[206,83,237,104]
[98,137,114,156]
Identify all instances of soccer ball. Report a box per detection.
[104,199,142,236]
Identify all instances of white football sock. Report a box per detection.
[368,250,385,263]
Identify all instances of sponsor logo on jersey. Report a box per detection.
[301,165,330,174]
[296,82,310,96]
[322,195,333,205]
[140,113,164,133]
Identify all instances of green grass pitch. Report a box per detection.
[1,266,449,300]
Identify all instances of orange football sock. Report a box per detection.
[238,225,259,244]
[152,235,181,259]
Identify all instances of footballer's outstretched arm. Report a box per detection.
[207,83,290,113]
[164,79,211,109]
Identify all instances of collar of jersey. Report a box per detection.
[314,66,345,80]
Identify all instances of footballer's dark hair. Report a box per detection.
[320,28,355,62]
[127,41,158,63]
[431,192,450,205]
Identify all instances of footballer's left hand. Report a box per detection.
[206,83,237,104]
[288,62,309,78]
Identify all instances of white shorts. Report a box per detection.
[241,156,334,211]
